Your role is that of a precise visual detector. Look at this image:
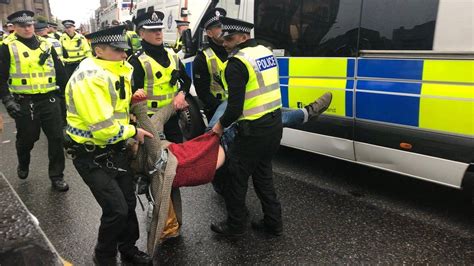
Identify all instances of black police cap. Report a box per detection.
[85,25,130,49]
[133,11,165,30]
[7,10,35,25]
[175,20,190,27]
[62,20,75,27]
[201,8,226,30]
[34,21,48,31]
[220,17,253,37]
[48,22,58,27]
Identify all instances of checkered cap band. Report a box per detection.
[90,33,127,45]
[10,14,34,24]
[176,21,189,27]
[138,19,163,29]
[222,24,252,34]
[204,16,220,29]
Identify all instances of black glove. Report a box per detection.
[2,95,22,119]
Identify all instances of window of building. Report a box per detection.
[359,0,439,50]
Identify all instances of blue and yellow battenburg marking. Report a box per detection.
[277,57,355,118]
[278,57,473,136]
[356,58,473,136]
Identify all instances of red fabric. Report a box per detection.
[169,132,220,188]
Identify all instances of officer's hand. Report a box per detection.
[172,91,189,110]
[212,121,224,137]
[133,88,146,99]
[2,95,22,119]
[134,128,154,144]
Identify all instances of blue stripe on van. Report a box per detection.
[356,92,419,126]
[280,78,289,108]
[346,90,353,117]
[277,58,289,77]
[357,80,421,94]
[358,59,423,80]
[347,59,355,77]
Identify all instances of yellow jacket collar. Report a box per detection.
[92,57,133,76]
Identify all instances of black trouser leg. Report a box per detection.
[64,62,80,81]
[224,155,254,229]
[37,96,65,181]
[15,100,41,170]
[251,156,282,229]
[73,152,139,258]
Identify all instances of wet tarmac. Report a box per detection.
[0,110,473,264]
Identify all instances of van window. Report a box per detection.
[360,0,439,50]
[254,0,362,57]
[216,0,240,19]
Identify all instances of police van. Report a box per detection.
[136,0,474,198]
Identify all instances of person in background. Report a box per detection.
[0,10,69,191]
[173,19,189,53]
[47,21,61,40]
[125,20,141,57]
[60,19,91,80]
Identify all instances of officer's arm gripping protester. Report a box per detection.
[64,25,153,265]
[210,17,284,237]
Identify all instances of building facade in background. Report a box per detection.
[0,0,52,28]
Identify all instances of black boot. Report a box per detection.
[17,165,29,179]
[121,250,152,265]
[251,219,283,236]
[52,179,69,192]
[93,254,117,266]
[210,221,245,237]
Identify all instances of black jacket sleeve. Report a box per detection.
[192,52,221,113]
[0,44,11,99]
[219,58,248,128]
[128,55,145,93]
[177,61,191,94]
[51,48,67,90]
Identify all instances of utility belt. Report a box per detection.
[13,90,58,103]
[64,131,126,160]
[237,108,282,137]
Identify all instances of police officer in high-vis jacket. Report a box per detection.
[60,19,91,80]
[128,10,191,143]
[192,8,228,120]
[124,20,141,57]
[0,10,69,191]
[211,17,284,237]
[173,19,189,53]
[65,25,153,265]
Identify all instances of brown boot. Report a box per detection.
[305,92,333,119]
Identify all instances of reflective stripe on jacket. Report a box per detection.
[203,47,227,100]
[65,57,136,146]
[137,48,180,113]
[223,45,282,121]
[60,32,91,63]
[5,35,57,94]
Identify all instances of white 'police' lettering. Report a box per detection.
[256,55,277,72]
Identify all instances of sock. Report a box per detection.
[302,108,309,123]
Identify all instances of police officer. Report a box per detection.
[124,20,141,57]
[211,17,284,237]
[0,30,4,45]
[192,8,228,120]
[47,21,61,40]
[128,10,191,142]
[173,19,189,53]
[0,10,69,191]
[60,19,91,80]
[65,25,153,265]
[35,21,63,61]
[35,21,67,124]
